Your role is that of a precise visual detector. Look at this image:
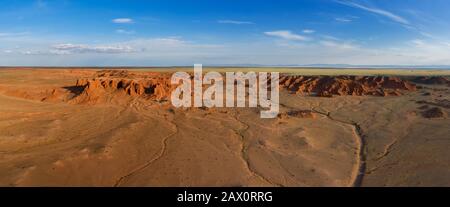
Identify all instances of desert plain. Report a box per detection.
[0,67,449,187]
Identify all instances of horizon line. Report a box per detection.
[1,64,450,70]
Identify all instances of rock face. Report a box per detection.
[95,70,130,78]
[72,70,174,104]
[279,76,416,97]
[412,77,450,86]
[68,71,418,104]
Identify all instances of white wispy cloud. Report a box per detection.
[335,17,352,22]
[116,29,135,35]
[21,50,45,55]
[336,1,409,25]
[410,39,450,50]
[125,37,224,50]
[321,35,340,41]
[264,30,308,41]
[411,39,425,47]
[403,39,450,63]
[217,20,254,25]
[0,32,29,37]
[112,18,134,24]
[335,15,359,23]
[3,34,450,66]
[320,40,359,50]
[302,29,315,34]
[52,43,135,54]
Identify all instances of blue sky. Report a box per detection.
[1,0,450,66]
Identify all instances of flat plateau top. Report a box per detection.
[1,67,450,76]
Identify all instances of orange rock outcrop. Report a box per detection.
[279,75,416,97]
[70,71,418,104]
[72,70,174,104]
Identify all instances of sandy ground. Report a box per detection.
[0,68,448,187]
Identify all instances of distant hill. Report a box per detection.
[203,64,450,69]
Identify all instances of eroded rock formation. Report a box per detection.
[72,70,174,104]
[412,76,450,86]
[279,75,416,97]
[67,71,419,104]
